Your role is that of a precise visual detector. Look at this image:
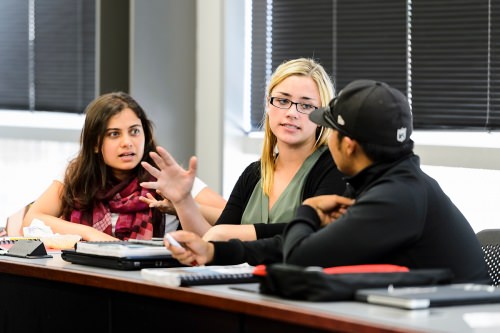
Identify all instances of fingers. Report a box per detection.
[164,232,187,253]
[165,231,207,266]
[338,206,348,214]
[141,161,160,179]
[139,193,161,207]
[336,196,356,207]
[138,195,152,205]
[140,180,157,191]
[148,146,196,176]
[148,152,168,171]
[170,230,198,244]
[143,146,177,172]
[188,156,198,175]
[155,146,177,167]
[305,195,355,214]
[165,241,194,265]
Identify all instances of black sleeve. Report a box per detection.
[282,182,425,267]
[210,235,283,266]
[254,223,288,239]
[215,161,260,225]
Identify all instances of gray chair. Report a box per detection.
[476,229,500,286]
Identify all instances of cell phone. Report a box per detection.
[165,233,184,249]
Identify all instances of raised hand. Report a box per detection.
[140,146,197,205]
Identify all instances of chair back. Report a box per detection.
[476,229,500,286]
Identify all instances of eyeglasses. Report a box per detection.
[269,97,318,115]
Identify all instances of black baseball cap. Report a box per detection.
[309,80,413,146]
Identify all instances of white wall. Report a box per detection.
[195,0,224,194]
[0,138,79,223]
[130,0,197,169]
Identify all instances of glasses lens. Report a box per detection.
[271,97,291,109]
[270,97,317,114]
[297,104,316,114]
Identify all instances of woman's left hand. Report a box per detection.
[139,192,177,215]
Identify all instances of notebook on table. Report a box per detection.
[61,249,182,270]
[355,283,500,309]
[141,263,258,287]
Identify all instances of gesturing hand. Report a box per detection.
[139,192,177,215]
[140,146,196,205]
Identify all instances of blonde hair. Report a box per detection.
[260,58,335,195]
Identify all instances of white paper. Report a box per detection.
[23,218,54,237]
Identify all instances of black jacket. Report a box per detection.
[213,154,491,284]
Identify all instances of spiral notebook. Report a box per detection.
[141,263,258,287]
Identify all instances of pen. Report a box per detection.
[164,233,198,266]
[165,233,184,249]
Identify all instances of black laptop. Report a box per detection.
[61,249,183,270]
[355,284,500,309]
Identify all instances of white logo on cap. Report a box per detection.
[337,115,345,126]
[397,127,407,142]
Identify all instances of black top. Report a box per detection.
[212,154,491,284]
[215,148,346,239]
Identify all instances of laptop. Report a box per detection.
[355,284,500,309]
[61,249,183,270]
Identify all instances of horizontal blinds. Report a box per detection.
[250,0,406,130]
[0,1,30,110]
[490,0,500,127]
[0,0,95,113]
[250,0,268,129]
[335,0,407,94]
[270,0,334,74]
[250,0,499,131]
[35,0,95,113]
[250,0,333,129]
[412,0,490,129]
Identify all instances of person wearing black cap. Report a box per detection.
[164,80,490,284]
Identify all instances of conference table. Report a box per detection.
[0,253,499,333]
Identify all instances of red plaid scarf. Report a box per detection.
[69,177,161,240]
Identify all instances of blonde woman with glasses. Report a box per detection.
[141,58,346,242]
